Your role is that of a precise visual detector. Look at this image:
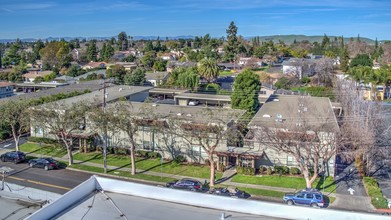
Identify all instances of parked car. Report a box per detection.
[283,189,324,208]
[188,100,200,106]
[0,151,26,163]
[209,186,250,198]
[166,178,203,191]
[28,158,59,170]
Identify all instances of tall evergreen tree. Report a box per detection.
[118,32,128,51]
[231,69,261,117]
[340,46,350,72]
[87,40,98,62]
[224,21,239,62]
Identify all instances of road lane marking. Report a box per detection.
[2,144,12,148]
[7,176,71,191]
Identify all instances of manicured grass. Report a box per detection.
[237,187,285,198]
[19,142,67,158]
[363,177,388,209]
[73,152,222,179]
[231,175,337,193]
[219,71,234,76]
[69,163,176,183]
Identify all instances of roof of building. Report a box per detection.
[74,69,106,80]
[0,80,103,103]
[216,76,235,83]
[44,85,152,107]
[109,102,245,124]
[23,71,53,79]
[83,62,107,68]
[145,71,170,80]
[0,81,16,87]
[175,93,231,102]
[28,176,384,220]
[248,95,339,132]
[149,88,189,95]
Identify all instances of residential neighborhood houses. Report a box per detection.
[1,21,391,219]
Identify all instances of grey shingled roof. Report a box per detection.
[248,95,339,132]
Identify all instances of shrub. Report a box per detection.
[148,152,161,159]
[174,155,186,163]
[204,159,210,166]
[301,76,311,84]
[136,150,149,158]
[289,167,301,175]
[258,166,267,174]
[274,166,290,175]
[28,137,58,145]
[115,147,129,155]
[266,166,273,175]
[237,167,255,176]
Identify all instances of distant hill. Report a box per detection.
[247,35,377,44]
[0,34,386,44]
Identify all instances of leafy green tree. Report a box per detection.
[34,76,44,83]
[107,64,126,83]
[197,57,218,83]
[123,55,136,62]
[141,51,156,68]
[153,59,167,71]
[101,42,114,62]
[274,77,292,89]
[87,40,98,62]
[231,69,261,116]
[224,21,239,62]
[124,67,146,85]
[2,43,21,66]
[39,41,70,69]
[177,67,199,90]
[144,41,154,52]
[350,54,373,68]
[118,32,128,51]
[43,72,57,82]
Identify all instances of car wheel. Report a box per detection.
[287,200,294,205]
[14,159,18,164]
[44,165,49,171]
[311,203,318,208]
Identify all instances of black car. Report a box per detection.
[209,187,250,198]
[0,151,26,163]
[28,158,59,170]
[166,178,203,191]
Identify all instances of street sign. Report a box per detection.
[347,187,355,195]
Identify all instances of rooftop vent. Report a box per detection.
[262,114,271,118]
[119,88,123,92]
[273,98,279,102]
[303,107,308,112]
[177,113,182,116]
[186,114,192,117]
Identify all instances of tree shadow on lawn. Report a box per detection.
[74,153,103,165]
[137,161,173,174]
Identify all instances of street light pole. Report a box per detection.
[101,80,109,174]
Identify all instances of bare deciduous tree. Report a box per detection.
[0,99,31,151]
[335,79,391,175]
[314,57,334,86]
[254,96,339,188]
[29,101,91,165]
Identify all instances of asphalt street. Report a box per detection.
[0,160,92,194]
[0,136,28,150]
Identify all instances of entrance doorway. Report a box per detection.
[228,156,236,167]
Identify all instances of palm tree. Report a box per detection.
[197,57,219,83]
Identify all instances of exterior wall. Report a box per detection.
[0,85,14,98]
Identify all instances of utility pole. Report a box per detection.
[100,80,110,173]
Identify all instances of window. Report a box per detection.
[259,91,266,95]
[143,141,151,150]
[306,194,313,199]
[239,157,252,168]
[287,156,294,166]
[296,193,305,198]
[35,127,44,135]
[191,146,201,157]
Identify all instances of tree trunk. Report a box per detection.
[11,127,20,151]
[209,154,216,187]
[67,146,73,165]
[302,170,313,189]
[130,144,136,175]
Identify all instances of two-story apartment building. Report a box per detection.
[0,82,15,98]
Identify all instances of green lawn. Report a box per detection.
[69,163,176,183]
[19,142,67,158]
[363,177,388,209]
[73,152,222,179]
[231,175,337,193]
[219,71,234,76]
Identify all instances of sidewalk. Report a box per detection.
[26,152,337,198]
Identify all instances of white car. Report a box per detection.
[188,100,199,106]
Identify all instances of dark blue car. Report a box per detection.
[283,189,324,208]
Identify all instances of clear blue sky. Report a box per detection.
[1,0,391,40]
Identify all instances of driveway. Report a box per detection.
[0,136,28,150]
